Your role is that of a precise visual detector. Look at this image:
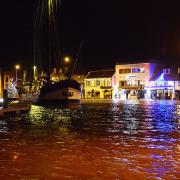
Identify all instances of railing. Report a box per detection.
[120,85,144,89]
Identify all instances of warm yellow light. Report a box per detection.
[64,57,70,63]
[33,65,36,70]
[15,64,20,70]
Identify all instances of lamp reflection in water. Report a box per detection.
[28,105,72,127]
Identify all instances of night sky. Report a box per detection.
[1,0,180,72]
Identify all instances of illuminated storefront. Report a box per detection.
[146,68,180,100]
[113,63,180,100]
[145,73,174,99]
[113,63,155,100]
[84,70,114,99]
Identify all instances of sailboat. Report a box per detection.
[34,0,82,104]
[38,42,82,104]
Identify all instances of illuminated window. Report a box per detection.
[119,81,127,87]
[96,80,100,86]
[119,69,131,74]
[86,80,90,86]
[132,68,144,73]
[163,69,170,74]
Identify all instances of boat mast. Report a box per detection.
[34,0,61,80]
[48,0,62,81]
[69,41,83,80]
[48,0,52,81]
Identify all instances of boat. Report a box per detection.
[34,0,82,105]
[38,79,81,104]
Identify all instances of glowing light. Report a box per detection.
[113,89,119,100]
[64,57,70,63]
[146,89,151,99]
[15,64,20,85]
[15,64,20,70]
[156,73,164,85]
[113,84,118,90]
[33,66,37,79]
[0,98,3,103]
[13,155,18,160]
[147,73,174,88]
[126,74,136,78]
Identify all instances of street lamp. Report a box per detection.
[63,57,71,76]
[64,56,70,63]
[15,64,20,85]
[33,65,37,80]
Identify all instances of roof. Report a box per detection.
[115,59,158,65]
[150,65,180,81]
[116,62,150,66]
[86,69,114,79]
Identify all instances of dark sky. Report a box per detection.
[1,0,180,71]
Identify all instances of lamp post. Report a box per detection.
[64,56,70,64]
[63,56,70,76]
[15,64,20,86]
[33,65,37,80]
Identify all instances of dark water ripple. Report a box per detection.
[0,100,179,179]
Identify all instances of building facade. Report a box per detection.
[113,63,155,99]
[113,62,180,100]
[145,66,180,100]
[84,70,114,99]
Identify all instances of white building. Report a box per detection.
[113,63,155,100]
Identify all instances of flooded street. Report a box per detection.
[0,100,179,179]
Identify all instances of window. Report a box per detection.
[86,80,90,86]
[132,68,144,73]
[6,77,9,82]
[96,80,100,86]
[119,68,131,74]
[138,80,140,86]
[125,69,131,73]
[163,69,170,74]
[119,81,127,87]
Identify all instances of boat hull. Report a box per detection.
[38,86,81,105]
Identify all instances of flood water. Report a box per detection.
[0,100,179,179]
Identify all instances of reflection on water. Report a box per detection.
[0,100,179,179]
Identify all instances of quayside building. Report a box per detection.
[113,62,180,100]
[84,69,114,99]
[84,62,180,100]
